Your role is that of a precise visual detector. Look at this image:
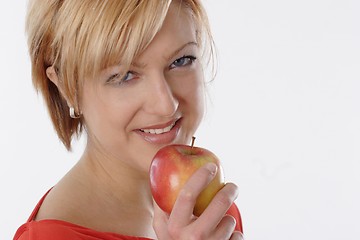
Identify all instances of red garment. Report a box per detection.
[14,190,243,239]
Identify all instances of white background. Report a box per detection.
[1,1,359,239]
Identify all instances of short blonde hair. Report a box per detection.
[26,0,214,150]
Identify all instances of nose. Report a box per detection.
[144,72,179,117]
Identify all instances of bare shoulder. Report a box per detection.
[34,162,93,222]
[34,182,83,222]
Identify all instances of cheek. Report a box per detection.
[189,82,205,121]
[172,70,205,119]
[185,71,205,111]
[80,85,135,139]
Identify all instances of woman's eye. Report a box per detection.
[122,71,135,82]
[170,55,197,69]
[107,71,136,85]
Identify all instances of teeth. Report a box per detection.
[141,121,176,134]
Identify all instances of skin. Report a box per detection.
[38,2,242,240]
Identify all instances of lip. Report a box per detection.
[135,118,182,145]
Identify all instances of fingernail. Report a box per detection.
[205,162,217,175]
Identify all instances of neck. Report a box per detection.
[68,143,156,237]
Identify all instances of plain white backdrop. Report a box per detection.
[1,1,359,239]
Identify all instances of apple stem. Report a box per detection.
[191,136,196,149]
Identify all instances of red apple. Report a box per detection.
[149,138,225,217]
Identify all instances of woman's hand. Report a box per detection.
[153,163,243,240]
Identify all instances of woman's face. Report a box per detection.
[80,4,205,173]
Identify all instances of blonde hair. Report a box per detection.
[26,0,214,150]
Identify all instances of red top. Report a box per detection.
[14,190,243,240]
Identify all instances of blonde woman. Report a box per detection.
[14,0,243,239]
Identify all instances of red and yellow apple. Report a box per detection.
[149,138,225,216]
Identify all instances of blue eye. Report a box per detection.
[107,71,136,85]
[170,55,197,69]
[122,71,135,82]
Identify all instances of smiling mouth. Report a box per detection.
[136,118,182,145]
[140,122,176,134]
[139,119,179,135]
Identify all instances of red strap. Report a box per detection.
[27,188,52,222]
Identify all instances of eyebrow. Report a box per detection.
[165,41,198,61]
[132,41,198,68]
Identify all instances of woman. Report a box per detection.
[14,0,243,239]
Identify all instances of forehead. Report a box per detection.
[160,2,197,40]
[134,3,198,64]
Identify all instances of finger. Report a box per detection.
[168,163,218,229]
[230,231,244,240]
[153,202,172,240]
[195,182,239,231]
[211,215,236,240]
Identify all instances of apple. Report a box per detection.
[149,137,225,217]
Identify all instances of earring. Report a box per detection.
[69,107,81,119]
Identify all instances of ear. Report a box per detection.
[46,66,71,106]
[46,66,60,87]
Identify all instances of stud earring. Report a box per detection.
[69,107,81,119]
